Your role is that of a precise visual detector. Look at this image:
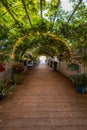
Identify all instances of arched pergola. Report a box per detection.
[12,32,72,60]
[0,0,86,62]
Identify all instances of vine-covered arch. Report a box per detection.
[12,32,72,60]
[0,0,86,62]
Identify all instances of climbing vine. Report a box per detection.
[0,0,87,60]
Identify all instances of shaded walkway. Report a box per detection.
[0,64,87,130]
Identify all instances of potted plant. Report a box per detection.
[0,80,7,100]
[0,61,5,72]
[0,79,16,100]
[12,62,24,84]
[69,73,87,94]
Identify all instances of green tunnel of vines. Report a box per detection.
[0,0,87,61]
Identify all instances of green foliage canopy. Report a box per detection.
[0,0,87,60]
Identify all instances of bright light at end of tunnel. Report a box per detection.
[39,56,46,63]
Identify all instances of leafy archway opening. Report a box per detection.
[39,56,46,63]
[11,32,72,61]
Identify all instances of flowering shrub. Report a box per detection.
[0,61,5,72]
[12,63,24,74]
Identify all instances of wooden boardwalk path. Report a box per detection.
[0,64,87,130]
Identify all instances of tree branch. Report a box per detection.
[51,0,61,30]
[21,0,33,28]
[67,0,83,23]
[40,0,43,18]
[0,0,20,26]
